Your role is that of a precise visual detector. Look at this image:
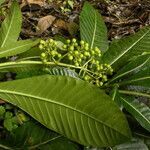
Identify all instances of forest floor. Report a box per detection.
[11,0,150,41]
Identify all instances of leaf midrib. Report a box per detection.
[120,76,150,85]
[1,6,15,48]
[0,42,32,56]
[0,89,128,138]
[110,29,150,65]
[121,97,150,125]
[90,11,97,49]
[111,57,150,82]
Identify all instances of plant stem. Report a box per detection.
[0,144,12,150]
[112,85,118,101]
[119,90,150,98]
[0,60,95,75]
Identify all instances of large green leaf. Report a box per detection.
[0,75,131,147]
[102,27,150,71]
[0,39,39,58]
[0,121,80,150]
[0,1,22,47]
[17,47,41,60]
[80,2,108,51]
[120,96,150,132]
[119,68,150,88]
[108,54,150,84]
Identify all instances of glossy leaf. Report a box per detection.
[119,68,150,88]
[102,27,150,71]
[18,47,41,60]
[0,121,80,150]
[109,54,150,84]
[0,75,131,147]
[120,96,150,132]
[0,1,22,47]
[0,39,40,58]
[80,2,108,51]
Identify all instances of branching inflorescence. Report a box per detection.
[39,38,113,87]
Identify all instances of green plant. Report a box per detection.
[0,1,149,149]
[0,104,28,131]
[60,0,74,13]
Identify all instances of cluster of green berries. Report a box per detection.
[84,63,113,87]
[62,38,101,67]
[39,38,113,87]
[39,39,62,63]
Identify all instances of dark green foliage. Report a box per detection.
[0,1,149,149]
[0,121,80,150]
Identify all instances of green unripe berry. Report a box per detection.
[80,40,84,45]
[75,62,79,66]
[98,53,101,57]
[99,82,103,86]
[39,44,44,50]
[99,73,102,77]
[99,65,103,70]
[63,45,67,49]
[78,58,82,62]
[80,54,84,58]
[91,59,95,63]
[84,76,88,81]
[85,43,89,47]
[110,68,113,72]
[74,43,78,47]
[54,41,57,46]
[58,53,62,58]
[41,52,46,57]
[97,66,100,71]
[84,75,90,81]
[66,39,71,44]
[84,52,90,56]
[72,38,76,43]
[107,65,111,69]
[102,75,107,81]
[40,40,45,44]
[91,50,95,55]
[74,51,79,55]
[96,60,99,65]
[68,55,73,60]
[49,39,54,43]
[69,46,74,51]
[51,50,56,56]
[95,47,100,53]
[95,80,100,86]
[85,46,89,51]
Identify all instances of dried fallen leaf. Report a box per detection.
[37,15,56,34]
[0,99,5,104]
[21,0,45,7]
